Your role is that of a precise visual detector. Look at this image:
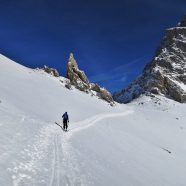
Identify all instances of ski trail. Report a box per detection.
[67,110,133,140]
[54,110,133,185]
[59,131,88,186]
[49,133,59,186]
[8,110,133,186]
[49,138,56,186]
[48,129,88,186]
[49,132,64,186]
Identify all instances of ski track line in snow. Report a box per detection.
[60,131,88,186]
[67,110,133,140]
[49,133,58,186]
[49,130,88,186]
[49,133,62,186]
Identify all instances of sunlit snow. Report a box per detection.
[0,54,186,186]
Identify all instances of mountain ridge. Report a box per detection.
[113,15,186,103]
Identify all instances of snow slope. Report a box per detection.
[0,54,186,186]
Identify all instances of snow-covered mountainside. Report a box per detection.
[1,54,186,186]
[114,15,186,103]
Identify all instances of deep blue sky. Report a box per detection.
[0,0,185,92]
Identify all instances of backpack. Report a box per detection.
[63,113,68,120]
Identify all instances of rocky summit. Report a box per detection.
[114,15,186,103]
[67,53,114,104]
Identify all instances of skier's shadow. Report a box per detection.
[55,122,68,132]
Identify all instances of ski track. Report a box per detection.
[8,110,133,186]
[67,110,133,140]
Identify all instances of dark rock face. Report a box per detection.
[42,65,60,77]
[64,79,72,90]
[67,53,114,104]
[178,14,186,27]
[114,15,186,103]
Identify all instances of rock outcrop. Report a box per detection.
[67,53,114,104]
[42,65,60,77]
[114,15,186,103]
[90,83,114,103]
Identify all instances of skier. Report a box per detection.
[62,112,69,131]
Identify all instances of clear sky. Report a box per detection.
[0,0,185,92]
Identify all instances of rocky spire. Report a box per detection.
[66,53,114,104]
[68,53,78,68]
[67,53,89,90]
[114,15,186,103]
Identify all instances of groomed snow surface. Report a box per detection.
[0,54,186,186]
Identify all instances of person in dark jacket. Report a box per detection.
[62,112,69,131]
